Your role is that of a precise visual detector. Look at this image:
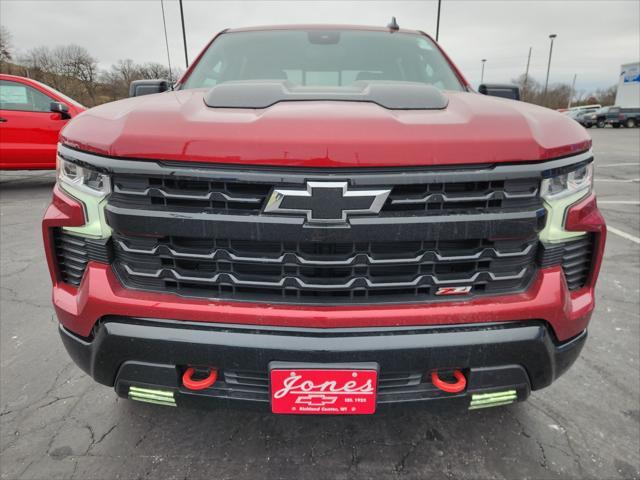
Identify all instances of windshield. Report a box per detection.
[182,29,464,92]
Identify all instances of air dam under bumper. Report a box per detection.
[59,318,586,410]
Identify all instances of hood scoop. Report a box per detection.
[204,80,448,110]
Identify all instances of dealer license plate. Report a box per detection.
[270,367,378,415]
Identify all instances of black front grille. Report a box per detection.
[112,234,538,304]
[384,178,540,214]
[102,162,550,305]
[111,175,272,213]
[111,174,540,217]
[561,236,593,290]
[53,230,111,286]
[538,235,594,291]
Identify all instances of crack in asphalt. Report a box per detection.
[0,285,52,310]
[536,439,549,470]
[393,428,443,475]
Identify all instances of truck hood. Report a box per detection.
[61,88,591,167]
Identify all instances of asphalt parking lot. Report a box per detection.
[1,128,639,480]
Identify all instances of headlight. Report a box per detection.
[57,156,111,196]
[541,162,593,201]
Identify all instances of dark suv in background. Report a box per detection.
[617,108,640,128]
[587,106,640,128]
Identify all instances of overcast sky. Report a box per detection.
[2,0,638,93]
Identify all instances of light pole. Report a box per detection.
[543,34,557,106]
[568,73,577,109]
[480,59,486,84]
[523,47,532,101]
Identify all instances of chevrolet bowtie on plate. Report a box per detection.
[44,24,605,414]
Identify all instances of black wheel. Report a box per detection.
[584,123,592,128]
[596,119,606,128]
[626,118,637,128]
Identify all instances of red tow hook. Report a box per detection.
[431,370,467,393]
[182,367,218,391]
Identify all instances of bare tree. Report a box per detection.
[114,59,140,85]
[18,45,98,105]
[544,83,572,110]
[593,85,617,106]
[513,73,541,104]
[53,45,99,103]
[0,25,12,64]
[100,59,182,101]
[138,62,170,80]
[138,62,183,83]
[512,74,582,109]
[99,68,124,101]
[18,47,57,84]
[100,59,140,100]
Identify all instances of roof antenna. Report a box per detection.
[387,16,399,32]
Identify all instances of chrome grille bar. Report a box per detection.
[123,264,529,289]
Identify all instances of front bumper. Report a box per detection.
[59,317,587,410]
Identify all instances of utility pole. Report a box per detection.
[523,47,532,101]
[568,73,577,109]
[480,59,487,84]
[179,0,189,68]
[543,34,557,106]
[436,0,442,41]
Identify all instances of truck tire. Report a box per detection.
[597,119,605,128]
[626,118,637,128]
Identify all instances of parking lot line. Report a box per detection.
[596,163,640,168]
[598,200,640,205]
[607,225,640,244]
[594,178,640,183]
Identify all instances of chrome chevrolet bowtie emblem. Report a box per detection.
[264,181,391,224]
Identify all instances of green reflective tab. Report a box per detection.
[129,386,175,399]
[128,386,176,407]
[471,390,517,401]
[469,390,518,410]
[129,392,176,403]
[469,399,516,410]
[128,396,177,407]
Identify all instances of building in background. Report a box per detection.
[615,62,640,107]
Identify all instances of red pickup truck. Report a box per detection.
[43,25,605,414]
[0,74,85,169]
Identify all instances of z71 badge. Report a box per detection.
[435,286,473,296]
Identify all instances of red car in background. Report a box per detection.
[0,74,85,169]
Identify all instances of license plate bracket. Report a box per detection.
[269,362,379,415]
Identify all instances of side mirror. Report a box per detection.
[129,79,170,97]
[50,101,71,119]
[479,84,521,101]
